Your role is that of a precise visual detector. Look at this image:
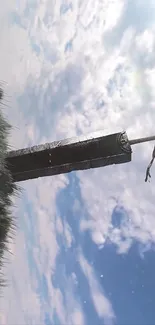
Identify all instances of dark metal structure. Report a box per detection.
[6,130,155,183]
[6,131,131,182]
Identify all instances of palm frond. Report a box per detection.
[0,87,20,290]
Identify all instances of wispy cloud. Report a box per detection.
[79,252,115,324]
[1,0,155,324]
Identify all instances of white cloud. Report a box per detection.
[0,229,43,325]
[70,307,85,325]
[0,3,41,93]
[1,0,155,324]
[24,175,68,276]
[1,174,86,325]
[78,153,155,252]
[64,222,73,248]
[79,253,115,323]
[55,215,64,234]
[51,286,85,325]
[71,272,78,286]
[46,0,155,254]
[53,288,67,324]
[104,0,125,32]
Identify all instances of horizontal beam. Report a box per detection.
[129,135,155,145]
[6,131,132,182]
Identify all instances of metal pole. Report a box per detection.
[6,131,155,182]
[6,131,131,182]
[129,135,155,146]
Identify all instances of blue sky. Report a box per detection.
[0,0,155,324]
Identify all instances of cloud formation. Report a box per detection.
[79,253,115,323]
[1,0,155,324]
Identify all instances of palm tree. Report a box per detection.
[0,88,19,287]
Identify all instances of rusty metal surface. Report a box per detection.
[6,131,132,182]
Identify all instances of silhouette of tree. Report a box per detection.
[0,87,19,289]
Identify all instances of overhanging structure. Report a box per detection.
[6,131,132,182]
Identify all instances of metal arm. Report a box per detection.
[129,135,155,146]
